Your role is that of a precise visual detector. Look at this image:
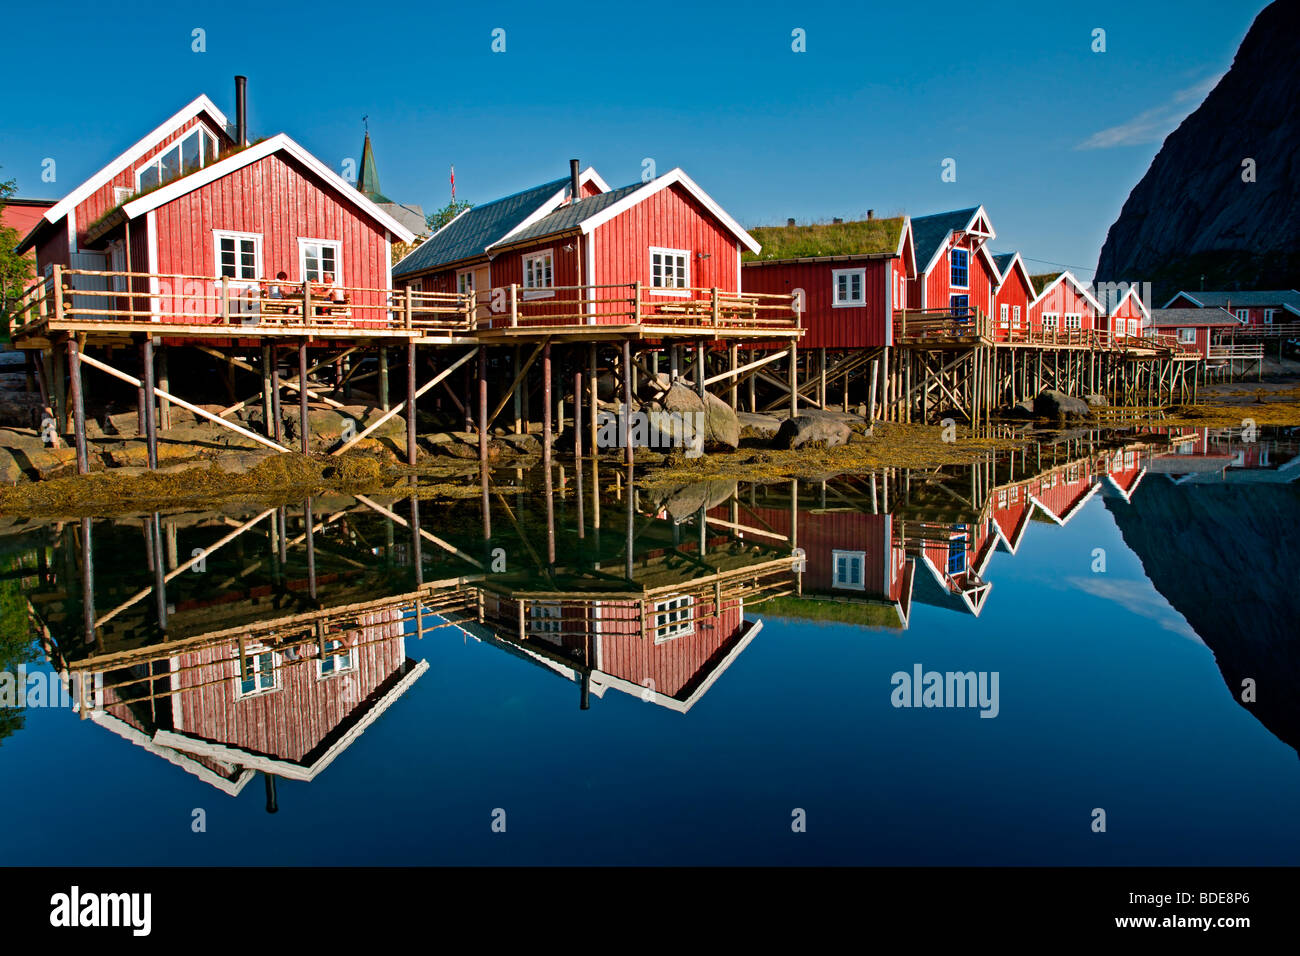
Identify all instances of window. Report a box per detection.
[522,250,554,298]
[1264,309,1277,325]
[1127,318,1138,336]
[650,247,690,293]
[833,550,865,591]
[950,248,969,288]
[653,595,694,642]
[1235,309,1249,323]
[1042,312,1059,331]
[999,304,1009,328]
[113,186,132,205]
[832,268,865,307]
[236,648,279,699]
[1064,313,1081,331]
[317,638,354,678]
[528,602,562,640]
[456,271,474,295]
[948,527,968,575]
[1013,305,1022,326]
[214,231,262,281]
[299,239,341,285]
[1177,327,1196,344]
[136,126,218,191]
[950,294,969,316]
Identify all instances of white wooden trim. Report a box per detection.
[832,549,867,591]
[41,94,230,228]
[121,133,416,243]
[134,125,219,191]
[146,209,160,321]
[215,229,264,282]
[949,247,970,289]
[1028,270,1104,314]
[521,248,555,298]
[573,168,762,254]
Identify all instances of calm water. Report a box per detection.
[1,427,1299,866]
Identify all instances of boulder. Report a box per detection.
[773,414,852,450]
[650,480,739,522]
[655,382,740,451]
[736,411,782,441]
[498,432,542,456]
[0,448,22,485]
[1033,389,1090,420]
[1002,399,1036,419]
[1085,393,1109,407]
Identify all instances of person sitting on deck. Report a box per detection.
[268,271,289,298]
[318,272,348,315]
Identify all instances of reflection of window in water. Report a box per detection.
[318,639,354,678]
[832,550,865,591]
[236,647,279,699]
[948,526,968,576]
[528,602,563,642]
[654,595,695,643]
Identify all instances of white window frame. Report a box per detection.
[1064,313,1081,331]
[213,230,263,283]
[999,303,1009,328]
[522,249,555,299]
[1177,327,1196,344]
[1012,305,1022,326]
[648,246,690,296]
[832,549,865,591]
[316,638,355,679]
[653,595,694,643]
[1127,318,1139,336]
[832,268,866,308]
[298,237,343,286]
[135,126,218,192]
[1042,312,1059,331]
[235,646,280,700]
[1235,308,1249,323]
[1264,309,1276,325]
[455,269,475,296]
[528,601,563,641]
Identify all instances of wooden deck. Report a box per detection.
[11,268,803,347]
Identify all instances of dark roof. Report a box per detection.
[1149,307,1240,327]
[1030,272,1062,296]
[910,207,979,272]
[992,252,1016,275]
[491,181,643,249]
[744,217,904,261]
[393,176,569,277]
[1169,290,1300,309]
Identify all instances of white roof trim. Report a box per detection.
[42,95,230,227]
[896,217,916,274]
[1103,466,1147,503]
[993,251,1035,294]
[918,205,996,276]
[1105,284,1151,319]
[574,168,762,254]
[1029,270,1105,313]
[121,133,415,243]
[90,710,254,797]
[1162,291,1203,308]
[491,166,611,249]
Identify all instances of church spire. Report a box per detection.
[356,129,389,202]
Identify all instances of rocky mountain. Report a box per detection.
[1095,1,1300,302]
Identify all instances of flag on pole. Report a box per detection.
[450,164,455,202]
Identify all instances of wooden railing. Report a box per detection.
[1207,343,1265,361]
[10,268,800,340]
[896,307,991,341]
[1215,321,1300,339]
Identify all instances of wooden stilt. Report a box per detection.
[157,346,171,430]
[298,342,310,454]
[270,348,283,444]
[478,346,489,463]
[543,339,554,466]
[261,344,274,435]
[378,347,390,412]
[66,336,89,475]
[789,340,799,417]
[141,336,158,470]
[621,338,633,466]
[406,343,418,465]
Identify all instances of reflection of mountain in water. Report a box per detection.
[1106,479,1300,755]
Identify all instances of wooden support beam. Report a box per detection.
[66,337,88,475]
[141,336,158,470]
[298,343,310,454]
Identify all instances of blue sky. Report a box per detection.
[2,0,1267,276]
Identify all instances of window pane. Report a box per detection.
[139,165,160,192]
[160,145,181,184]
[182,132,202,175]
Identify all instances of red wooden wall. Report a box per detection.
[742,258,891,348]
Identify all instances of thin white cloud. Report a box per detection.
[1065,575,1202,643]
[1076,74,1223,150]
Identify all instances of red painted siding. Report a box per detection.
[992,269,1033,341]
[1029,278,1098,332]
[924,235,994,315]
[742,258,892,349]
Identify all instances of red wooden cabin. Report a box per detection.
[1028,271,1103,338]
[1098,284,1150,340]
[394,166,764,329]
[17,95,415,333]
[740,217,914,349]
[1148,307,1241,359]
[991,252,1035,342]
[906,206,999,318]
[1163,290,1300,327]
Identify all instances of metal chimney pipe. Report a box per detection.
[570,158,581,203]
[235,75,248,146]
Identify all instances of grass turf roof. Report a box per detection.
[1030,272,1062,296]
[744,217,903,261]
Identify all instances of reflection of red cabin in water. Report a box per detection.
[908,517,996,616]
[477,590,758,712]
[91,607,425,793]
[991,480,1036,554]
[1099,447,1148,502]
[730,504,913,626]
[1023,460,1100,524]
